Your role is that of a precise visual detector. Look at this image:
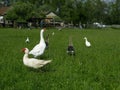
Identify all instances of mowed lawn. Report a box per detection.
[0,28,120,90]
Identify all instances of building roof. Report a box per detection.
[46,12,57,18]
[0,6,10,15]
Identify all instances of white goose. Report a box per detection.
[22,48,52,69]
[29,28,46,57]
[52,32,55,36]
[25,37,30,43]
[84,37,91,47]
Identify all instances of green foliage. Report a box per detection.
[5,7,17,20]
[4,0,120,24]
[60,5,72,22]
[54,16,62,21]
[5,2,34,22]
[110,0,120,24]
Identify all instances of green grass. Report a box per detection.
[0,28,120,90]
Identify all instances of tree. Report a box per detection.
[5,0,119,25]
[110,0,120,24]
[5,2,34,22]
[59,0,80,24]
[94,0,107,23]
[82,0,95,23]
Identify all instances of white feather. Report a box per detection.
[25,37,30,43]
[22,48,52,69]
[84,37,91,47]
[29,29,46,57]
[52,32,54,36]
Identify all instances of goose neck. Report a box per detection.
[40,30,44,42]
[23,53,28,59]
[85,38,87,41]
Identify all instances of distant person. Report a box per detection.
[28,22,32,30]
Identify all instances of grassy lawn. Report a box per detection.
[0,28,120,90]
